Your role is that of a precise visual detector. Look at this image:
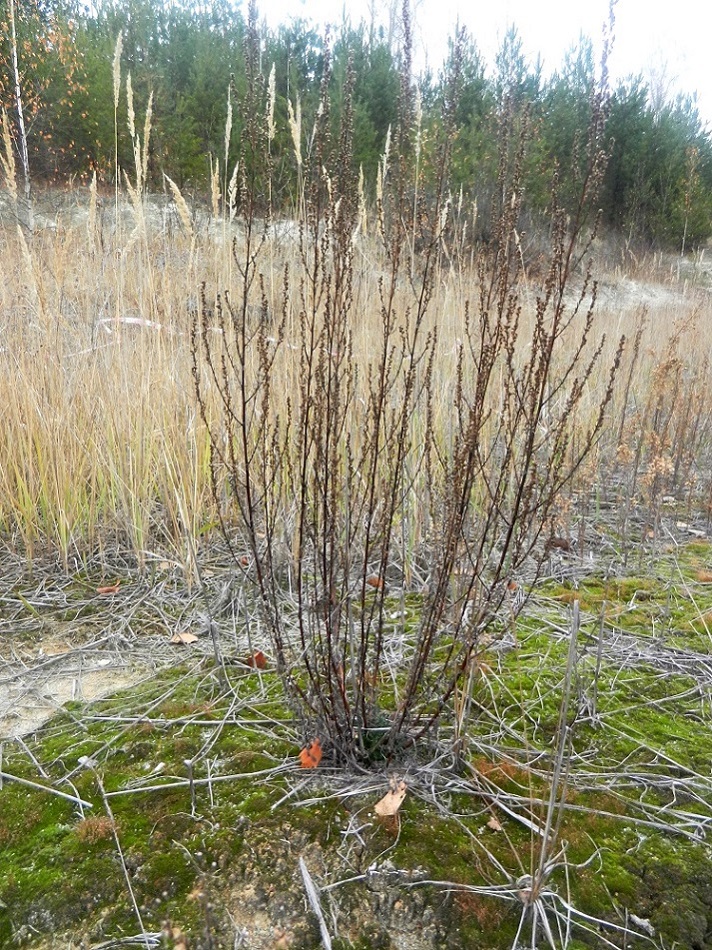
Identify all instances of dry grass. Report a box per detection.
[0,189,710,570]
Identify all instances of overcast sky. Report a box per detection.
[256,0,712,126]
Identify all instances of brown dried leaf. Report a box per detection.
[97,581,121,595]
[486,815,503,831]
[374,780,407,817]
[170,631,199,645]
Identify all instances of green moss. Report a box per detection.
[622,839,712,947]
[3,543,712,948]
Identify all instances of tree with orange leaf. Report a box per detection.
[0,0,85,194]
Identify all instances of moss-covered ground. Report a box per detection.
[1,539,712,948]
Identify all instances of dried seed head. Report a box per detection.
[112,32,123,110]
[224,85,233,168]
[164,173,194,239]
[288,96,302,169]
[126,72,135,140]
[267,63,276,144]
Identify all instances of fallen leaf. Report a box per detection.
[239,555,250,567]
[374,780,407,817]
[697,570,712,583]
[97,581,120,595]
[486,815,503,831]
[246,649,267,669]
[170,631,199,644]
[366,574,384,590]
[548,537,572,552]
[299,738,323,769]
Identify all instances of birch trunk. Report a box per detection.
[8,0,34,231]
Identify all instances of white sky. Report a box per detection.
[257,0,712,127]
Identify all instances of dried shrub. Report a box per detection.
[192,5,622,765]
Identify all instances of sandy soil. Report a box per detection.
[0,636,152,738]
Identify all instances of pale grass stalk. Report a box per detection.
[210,156,220,217]
[266,63,276,213]
[124,90,155,305]
[267,64,276,145]
[355,165,367,240]
[112,33,123,110]
[411,87,423,276]
[132,129,142,193]
[123,71,146,252]
[88,169,98,247]
[141,90,153,187]
[224,85,233,174]
[126,72,135,141]
[228,160,239,222]
[222,84,233,239]
[123,171,143,252]
[288,95,303,219]
[164,173,194,239]
[376,125,391,239]
[287,95,302,169]
[112,32,122,220]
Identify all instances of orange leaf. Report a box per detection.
[299,738,323,769]
[239,555,250,567]
[366,574,384,590]
[697,570,712,583]
[246,649,267,669]
[374,780,407,817]
[97,581,120,595]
